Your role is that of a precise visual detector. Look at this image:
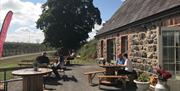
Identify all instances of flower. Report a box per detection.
[154,66,172,81]
[150,75,158,86]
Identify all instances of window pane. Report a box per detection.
[162,28,180,80]
[175,32,180,46]
[176,48,180,62]
[107,39,116,62]
[121,36,128,53]
[101,41,104,57]
[176,64,180,77]
[163,47,175,63]
[162,31,174,46]
[163,63,175,75]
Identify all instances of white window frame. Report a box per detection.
[160,27,180,79]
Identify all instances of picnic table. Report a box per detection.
[99,64,125,75]
[84,69,105,85]
[98,64,127,88]
[12,68,52,91]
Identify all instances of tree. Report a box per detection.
[36,0,102,50]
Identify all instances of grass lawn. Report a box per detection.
[0,54,40,80]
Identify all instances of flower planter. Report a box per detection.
[155,80,169,91]
[0,83,4,91]
[134,80,150,91]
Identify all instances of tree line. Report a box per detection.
[2,42,54,57]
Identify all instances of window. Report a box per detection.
[100,40,104,57]
[161,27,180,79]
[107,39,116,63]
[121,36,128,54]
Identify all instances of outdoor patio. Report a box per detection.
[7,64,139,91]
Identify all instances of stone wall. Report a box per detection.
[97,14,180,71]
[97,26,159,69]
[129,27,158,71]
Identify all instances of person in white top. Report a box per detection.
[119,53,133,74]
[123,54,133,72]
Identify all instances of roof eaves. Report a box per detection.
[96,5,180,38]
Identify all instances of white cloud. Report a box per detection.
[6,27,44,43]
[0,0,44,43]
[0,0,106,43]
[87,21,105,41]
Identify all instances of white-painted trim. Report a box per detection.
[160,26,180,78]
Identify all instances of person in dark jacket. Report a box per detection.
[36,52,50,66]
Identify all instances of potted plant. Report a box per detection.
[134,72,150,91]
[154,66,172,91]
[33,61,39,71]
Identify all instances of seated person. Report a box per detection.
[51,48,66,78]
[70,50,76,58]
[120,53,133,74]
[36,52,50,67]
[116,53,125,65]
[98,57,106,65]
[66,50,76,65]
[66,50,76,60]
[57,55,65,69]
[116,53,125,75]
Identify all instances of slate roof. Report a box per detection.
[97,0,180,36]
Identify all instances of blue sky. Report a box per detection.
[93,0,123,21]
[23,0,123,21]
[1,0,123,43]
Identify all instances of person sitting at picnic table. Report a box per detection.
[66,49,76,65]
[36,52,50,67]
[116,53,125,65]
[121,53,133,74]
[116,53,125,75]
[51,48,66,78]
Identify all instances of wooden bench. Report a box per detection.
[84,70,106,85]
[18,60,34,67]
[18,62,33,67]
[97,75,128,88]
[20,60,34,62]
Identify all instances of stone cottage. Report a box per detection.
[96,0,180,90]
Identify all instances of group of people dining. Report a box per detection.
[35,47,75,78]
[99,53,134,76]
[115,53,133,75]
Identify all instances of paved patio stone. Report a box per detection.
[7,64,150,91]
